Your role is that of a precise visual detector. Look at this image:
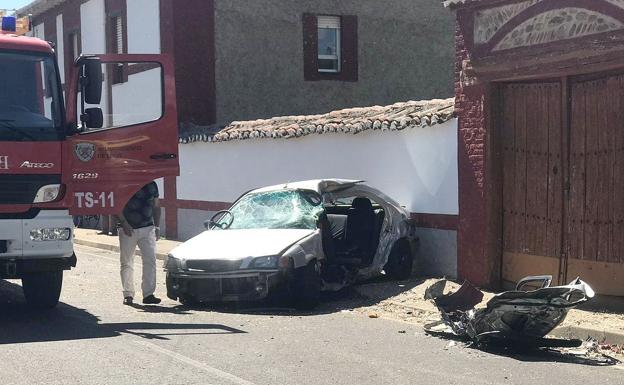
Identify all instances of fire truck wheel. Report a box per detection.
[22,271,63,309]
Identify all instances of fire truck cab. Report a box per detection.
[0,15,179,308]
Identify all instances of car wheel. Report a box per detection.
[384,239,413,280]
[22,271,63,309]
[291,260,321,310]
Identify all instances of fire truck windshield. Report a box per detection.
[0,51,63,141]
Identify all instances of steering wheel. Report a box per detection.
[207,210,234,230]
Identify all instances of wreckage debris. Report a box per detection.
[424,275,595,349]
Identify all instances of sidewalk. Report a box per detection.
[73,228,181,260]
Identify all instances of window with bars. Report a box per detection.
[303,14,358,82]
[108,15,125,84]
[112,16,123,54]
[317,16,341,73]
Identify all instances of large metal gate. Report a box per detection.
[501,74,624,295]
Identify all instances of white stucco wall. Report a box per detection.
[80,0,108,118]
[126,0,160,54]
[80,0,105,54]
[55,14,65,83]
[111,68,162,127]
[176,119,459,215]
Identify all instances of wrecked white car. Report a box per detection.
[164,179,415,308]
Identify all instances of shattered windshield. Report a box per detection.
[220,189,323,230]
[0,51,63,141]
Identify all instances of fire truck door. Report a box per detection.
[63,54,179,215]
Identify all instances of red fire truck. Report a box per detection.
[0,15,179,308]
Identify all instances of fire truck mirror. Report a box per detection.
[83,58,102,105]
[84,108,103,129]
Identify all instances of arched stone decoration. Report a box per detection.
[606,0,624,9]
[493,8,624,51]
[474,0,541,44]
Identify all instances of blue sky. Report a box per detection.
[2,0,32,12]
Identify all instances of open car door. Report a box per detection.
[62,54,179,214]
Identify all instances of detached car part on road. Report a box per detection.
[424,275,595,348]
[165,179,416,308]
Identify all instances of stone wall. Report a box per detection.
[213,0,455,124]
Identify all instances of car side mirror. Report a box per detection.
[203,220,213,229]
[82,107,103,129]
[81,57,102,104]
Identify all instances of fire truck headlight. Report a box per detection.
[33,184,61,203]
[30,228,72,241]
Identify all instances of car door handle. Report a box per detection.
[150,153,177,160]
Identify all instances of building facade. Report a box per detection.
[447,0,624,296]
[19,0,455,128]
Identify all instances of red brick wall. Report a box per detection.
[454,17,498,289]
[170,0,216,127]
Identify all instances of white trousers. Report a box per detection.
[119,225,157,299]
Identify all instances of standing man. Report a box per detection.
[114,181,161,305]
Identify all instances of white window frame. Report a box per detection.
[317,16,341,73]
[71,32,80,60]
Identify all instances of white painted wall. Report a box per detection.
[80,0,108,118]
[111,68,162,126]
[126,0,160,54]
[55,14,65,83]
[80,0,106,54]
[177,119,459,215]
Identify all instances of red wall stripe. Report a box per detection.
[160,196,458,239]
[410,213,458,231]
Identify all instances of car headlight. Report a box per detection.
[30,228,71,241]
[249,255,279,269]
[33,184,62,203]
[164,254,182,271]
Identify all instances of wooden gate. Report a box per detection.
[501,82,564,285]
[565,74,624,295]
[501,74,624,295]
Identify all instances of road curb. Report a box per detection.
[551,326,624,346]
[74,238,168,260]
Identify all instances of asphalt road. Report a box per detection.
[0,245,622,385]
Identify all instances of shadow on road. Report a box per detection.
[481,345,621,367]
[0,280,246,345]
[424,331,620,367]
[182,276,425,317]
[128,302,193,315]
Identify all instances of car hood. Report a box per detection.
[169,228,316,261]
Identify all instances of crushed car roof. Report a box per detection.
[251,179,365,194]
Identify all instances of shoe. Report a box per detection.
[143,295,161,304]
[123,296,133,305]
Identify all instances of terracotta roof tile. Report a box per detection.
[179,98,455,144]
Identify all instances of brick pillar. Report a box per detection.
[454,20,499,288]
[163,176,178,240]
